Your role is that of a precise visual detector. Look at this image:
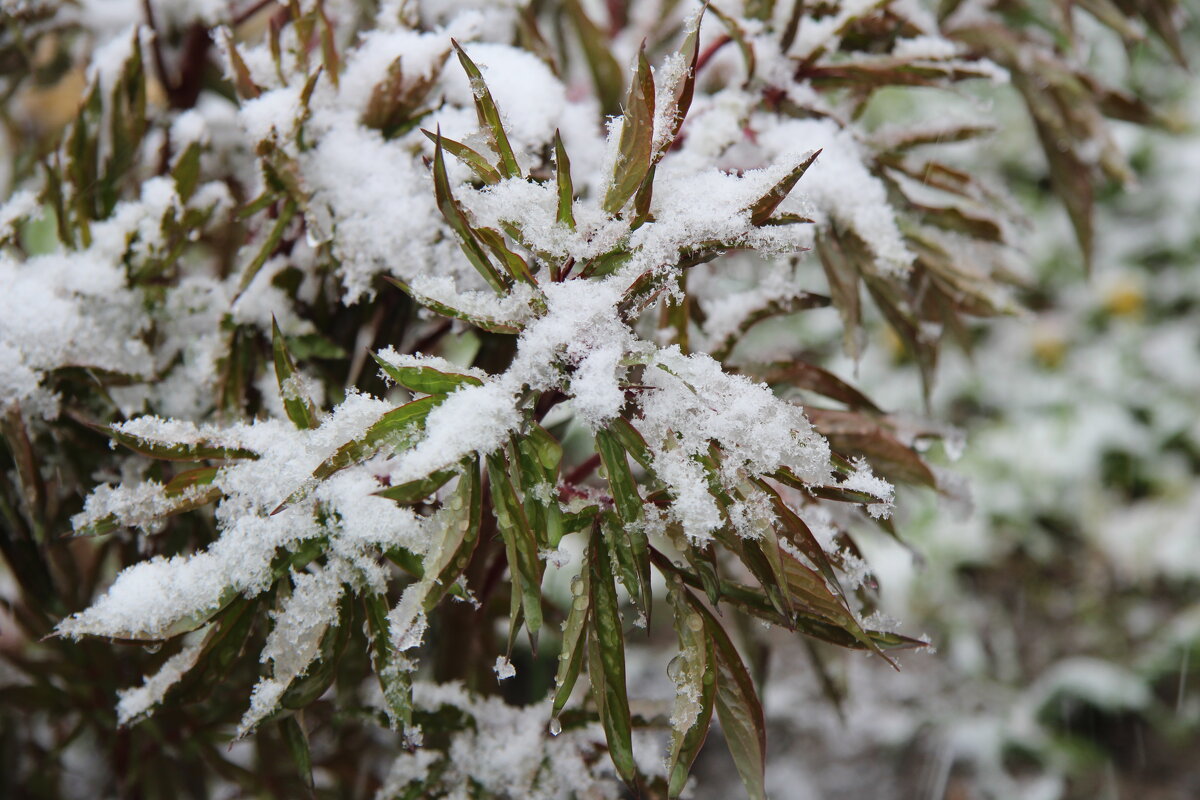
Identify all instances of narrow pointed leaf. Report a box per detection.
[423,458,483,608]
[316,0,339,87]
[552,562,590,719]
[596,429,651,621]
[655,8,704,163]
[603,46,655,215]
[72,467,222,538]
[688,595,767,800]
[312,394,442,481]
[171,142,202,201]
[515,425,564,547]
[554,130,576,229]
[273,317,319,430]
[431,132,508,294]
[708,4,757,82]
[372,353,484,394]
[279,716,313,789]
[487,453,544,646]
[608,417,654,471]
[281,594,353,709]
[749,150,821,226]
[420,129,501,185]
[587,529,636,786]
[374,468,457,504]
[94,424,258,462]
[475,227,537,286]
[238,197,296,294]
[753,361,882,413]
[452,41,521,179]
[365,593,413,730]
[666,585,716,798]
[222,31,261,99]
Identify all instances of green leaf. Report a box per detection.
[595,429,651,622]
[515,425,564,547]
[173,596,259,702]
[279,716,313,789]
[552,564,590,721]
[561,504,601,536]
[171,141,202,201]
[687,594,767,800]
[420,129,501,185]
[748,150,821,226]
[554,130,576,229]
[595,429,642,525]
[155,585,242,641]
[587,528,636,786]
[422,458,483,609]
[372,352,484,395]
[237,197,297,295]
[475,226,537,286]
[237,191,275,220]
[487,452,544,649]
[273,317,319,430]
[607,417,654,471]
[94,424,258,462]
[374,468,457,505]
[451,41,521,180]
[603,45,655,215]
[666,584,716,798]
[312,395,442,481]
[684,543,723,609]
[364,593,413,730]
[727,528,791,621]
[431,131,508,294]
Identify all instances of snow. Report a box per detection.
[375,681,641,800]
[241,564,345,735]
[638,347,835,540]
[754,119,915,275]
[116,630,209,725]
[493,656,516,681]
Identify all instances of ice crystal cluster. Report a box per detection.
[0,0,1184,796]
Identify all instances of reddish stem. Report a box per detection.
[564,453,602,487]
[696,35,732,72]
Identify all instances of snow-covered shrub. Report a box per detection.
[0,0,1186,796]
